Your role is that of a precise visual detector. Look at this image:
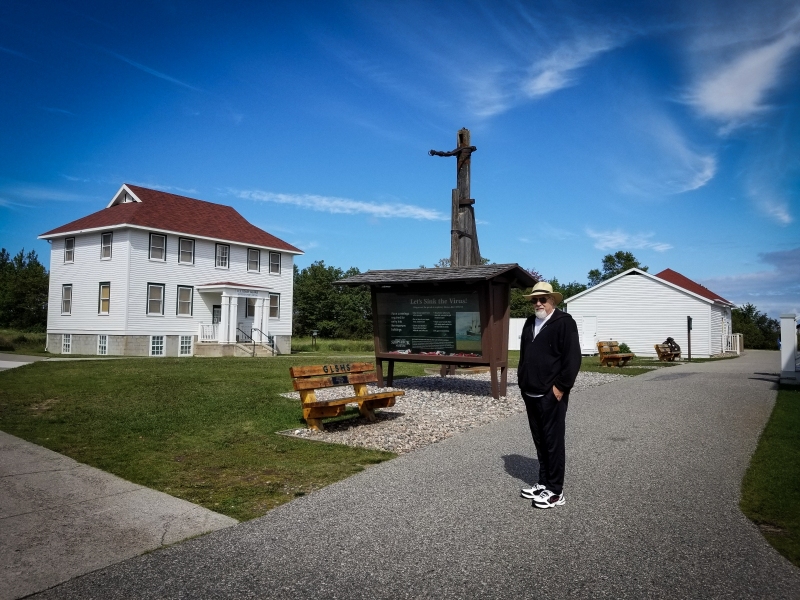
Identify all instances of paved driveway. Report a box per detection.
[27,350,800,599]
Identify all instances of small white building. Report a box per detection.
[39,184,303,357]
[564,268,735,358]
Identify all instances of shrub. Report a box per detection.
[619,342,632,353]
[0,336,14,351]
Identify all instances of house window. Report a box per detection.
[246,297,256,318]
[64,238,75,263]
[177,286,193,316]
[215,244,229,268]
[269,293,280,319]
[98,282,110,314]
[179,238,194,264]
[150,335,164,356]
[147,283,165,315]
[179,335,193,356]
[248,248,260,272]
[97,334,107,355]
[101,232,113,259]
[62,333,71,354]
[269,252,281,274]
[149,234,166,261]
[61,284,72,315]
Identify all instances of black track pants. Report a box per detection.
[522,390,569,495]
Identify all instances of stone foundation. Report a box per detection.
[47,333,291,357]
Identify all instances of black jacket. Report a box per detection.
[517,308,581,396]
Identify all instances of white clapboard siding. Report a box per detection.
[509,318,526,351]
[46,231,132,334]
[566,271,715,357]
[125,230,294,336]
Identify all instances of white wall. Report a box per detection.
[509,318,526,351]
[47,229,295,337]
[566,272,715,357]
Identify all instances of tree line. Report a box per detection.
[0,248,49,331]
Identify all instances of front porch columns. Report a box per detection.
[253,297,265,342]
[220,296,231,344]
[229,297,239,342]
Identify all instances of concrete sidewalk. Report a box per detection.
[23,351,800,598]
[0,354,49,372]
[0,432,236,600]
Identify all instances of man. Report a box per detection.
[517,281,581,509]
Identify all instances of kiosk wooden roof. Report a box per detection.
[337,263,536,288]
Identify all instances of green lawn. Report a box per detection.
[740,384,800,567]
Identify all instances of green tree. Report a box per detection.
[510,267,544,318]
[732,303,779,350]
[587,251,648,286]
[293,261,372,339]
[0,248,49,331]
[549,277,588,309]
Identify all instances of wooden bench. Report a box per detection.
[289,362,404,431]
[654,344,681,361]
[597,341,634,367]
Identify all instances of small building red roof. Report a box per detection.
[39,184,302,254]
[655,269,733,305]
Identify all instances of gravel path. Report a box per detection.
[281,369,625,454]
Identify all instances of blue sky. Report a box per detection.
[1,0,798,317]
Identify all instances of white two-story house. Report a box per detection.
[39,184,303,356]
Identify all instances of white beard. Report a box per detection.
[534,307,548,319]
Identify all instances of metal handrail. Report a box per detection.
[236,327,255,357]
[251,327,275,354]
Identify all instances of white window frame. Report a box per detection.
[150,335,165,357]
[149,233,166,261]
[147,283,165,315]
[215,244,230,269]
[64,237,75,263]
[247,248,260,272]
[101,232,113,260]
[179,335,193,356]
[61,284,72,315]
[62,333,71,354]
[178,237,194,265]
[97,334,108,355]
[269,293,280,319]
[177,286,193,316]
[269,251,281,274]
[98,282,110,315]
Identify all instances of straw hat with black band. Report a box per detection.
[522,281,563,305]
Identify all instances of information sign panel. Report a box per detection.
[376,291,482,356]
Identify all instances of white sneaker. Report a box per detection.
[520,483,546,499]
[533,490,565,509]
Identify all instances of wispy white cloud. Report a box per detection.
[234,189,447,221]
[105,50,200,91]
[586,228,672,252]
[0,45,34,61]
[688,31,800,126]
[747,180,793,225]
[699,246,800,316]
[5,185,98,203]
[524,36,618,99]
[41,107,74,116]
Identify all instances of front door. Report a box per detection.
[582,316,597,354]
[212,305,221,324]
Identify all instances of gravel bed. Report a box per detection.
[279,369,626,454]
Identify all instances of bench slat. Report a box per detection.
[302,391,403,409]
[292,371,378,391]
[289,362,375,378]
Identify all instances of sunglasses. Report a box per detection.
[533,296,550,305]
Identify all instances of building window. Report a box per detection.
[179,335,193,356]
[64,238,75,263]
[247,249,260,272]
[147,283,165,315]
[177,286,193,316]
[61,284,72,315]
[97,334,107,355]
[101,232,113,259]
[269,293,280,319]
[150,335,164,356]
[98,282,110,314]
[149,233,166,261]
[62,333,71,354]
[179,238,194,264]
[246,297,256,318]
[269,252,281,274]
[215,244,229,268]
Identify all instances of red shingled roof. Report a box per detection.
[39,184,302,253]
[655,268,733,305]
